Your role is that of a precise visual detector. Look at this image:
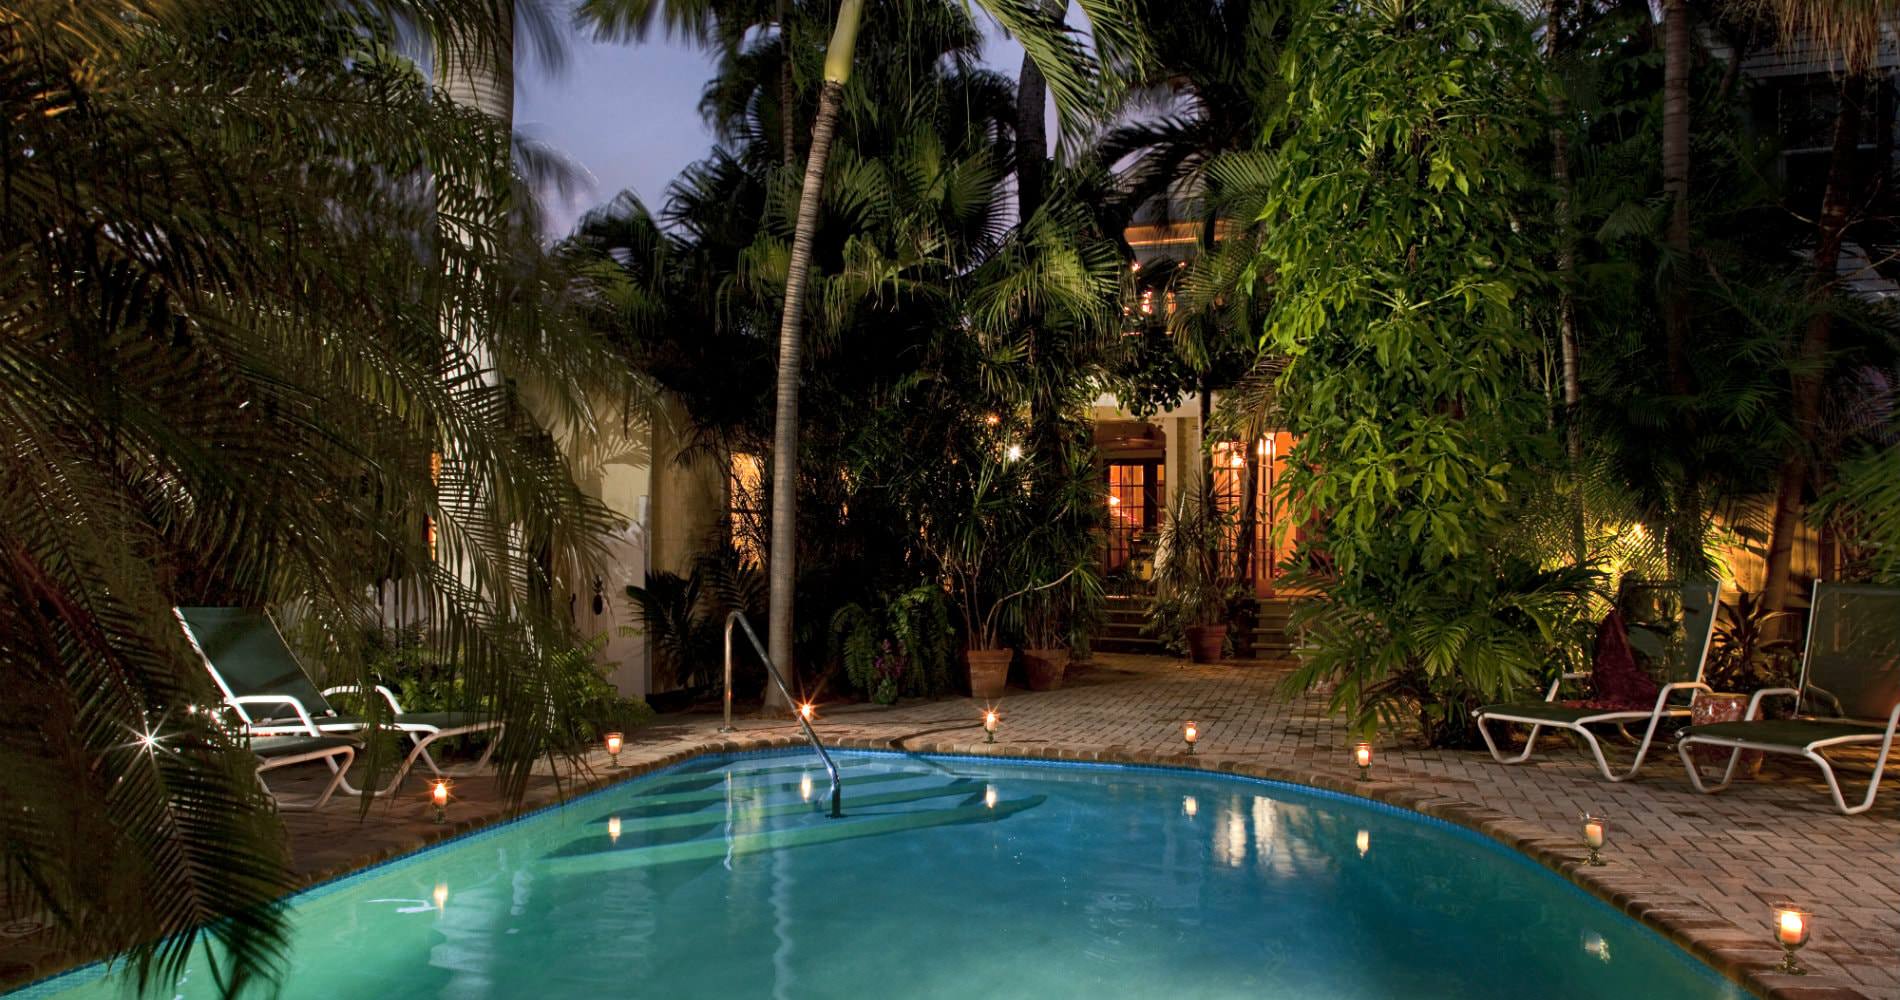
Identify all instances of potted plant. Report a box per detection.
[1693,588,1800,776]
[1154,485,1233,663]
[930,459,1080,699]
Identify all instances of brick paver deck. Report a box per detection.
[6,654,1894,998]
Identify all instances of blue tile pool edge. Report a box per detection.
[7,744,1766,1000]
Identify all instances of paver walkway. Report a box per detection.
[5,654,1894,998]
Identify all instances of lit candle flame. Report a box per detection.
[798,702,815,722]
[604,732,624,755]
[1777,908,1807,946]
[1353,742,1372,768]
[983,710,998,732]
[1183,722,1199,744]
[431,779,449,808]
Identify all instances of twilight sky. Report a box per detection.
[515,7,1035,239]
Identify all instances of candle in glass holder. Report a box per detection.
[983,709,999,743]
[1580,814,1609,866]
[1772,904,1810,975]
[430,778,451,825]
[1353,742,1372,781]
[604,731,624,768]
[798,702,816,723]
[1183,722,1199,754]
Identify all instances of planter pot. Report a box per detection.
[1691,692,1763,777]
[1023,648,1069,691]
[965,648,1012,700]
[1185,624,1227,664]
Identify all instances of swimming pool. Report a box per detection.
[19,750,1749,999]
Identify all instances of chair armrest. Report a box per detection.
[1653,682,1711,713]
[230,695,320,736]
[1744,687,1801,721]
[323,684,404,715]
[1545,672,1589,702]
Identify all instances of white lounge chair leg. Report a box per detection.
[263,748,355,811]
[1809,742,1891,816]
[1478,718,1543,764]
[1677,739,1742,794]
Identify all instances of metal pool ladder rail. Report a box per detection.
[723,611,842,818]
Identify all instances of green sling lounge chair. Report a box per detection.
[1678,581,1900,815]
[176,606,505,797]
[1473,581,1719,781]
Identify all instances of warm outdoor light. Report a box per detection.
[983,709,999,743]
[1183,721,1199,754]
[1581,813,1609,866]
[984,785,998,809]
[1005,443,1024,462]
[800,773,814,802]
[984,412,1000,427]
[607,816,622,844]
[1772,905,1811,975]
[433,883,448,911]
[798,702,816,723]
[604,731,624,768]
[1182,795,1198,818]
[1229,451,1244,468]
[430,778,451,825]
[1353,741,1372,781]
[1355,829,1370,858]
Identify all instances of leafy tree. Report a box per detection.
[1257,0,1573,741]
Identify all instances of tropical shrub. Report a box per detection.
[830,585,956,703]
[1257,0,1576,741]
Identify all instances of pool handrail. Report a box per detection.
[724,610,843,818]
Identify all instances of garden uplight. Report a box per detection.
[1772,905,1810,975]
[604,731,624,768]
[1580,813,1608,866]
[430,778,451,825]
[1353,741,1372,781]
[1183,721,1199,754]
[983,709,999,743]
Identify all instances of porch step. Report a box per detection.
[1097,596,1303,657]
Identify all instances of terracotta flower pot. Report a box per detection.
[965,648,1012,700]
[1691,691,1763,776]
[1185,624,1227,664]
[1024,648,1069,691]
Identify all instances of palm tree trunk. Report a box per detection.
[1764,75,1863,615]
[1013,0,1062,221]
[1661,0,1691,398]
[766,0,863,709]
[778,0,795,166]
[1548,0,1585,565]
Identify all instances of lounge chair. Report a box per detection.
[1677,581,1900,815]
[177,606,505,796]
[1473,581,1719,781]
[251,732,359,810]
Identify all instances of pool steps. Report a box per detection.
[542,765,1044,875]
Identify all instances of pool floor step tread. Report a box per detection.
[612,770,928,810]
[578,780,984,839]
[541,794,1047,875]
[635,757,881,793]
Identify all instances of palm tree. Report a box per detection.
[2,1,629,991]
[757,0,1150,689]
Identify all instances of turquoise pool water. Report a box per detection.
[21,750,1748,999]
